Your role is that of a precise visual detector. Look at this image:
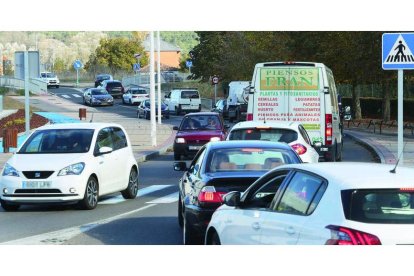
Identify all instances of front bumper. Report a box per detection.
[0,174,86,204]
[174,141,206,157]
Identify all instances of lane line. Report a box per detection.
[97,185,174,205]
[61,94,70,99]
[1,204,156,245]
[72,94,82,98]
[146,192,179,204]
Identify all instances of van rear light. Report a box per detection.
[325,114,333,145]
[247,113,253,121]
[325,225,381,245]
[291,143,307,155]
[198,186,226,203]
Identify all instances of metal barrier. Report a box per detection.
[0,76,48,95]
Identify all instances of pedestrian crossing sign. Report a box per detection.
[383,33,414,70]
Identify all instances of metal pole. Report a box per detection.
[150,31,157,147]
[214,83,217,106]
[24,51,30,136]
[76,69,79,87]
[157,31,161,125]
[398,69,404,165]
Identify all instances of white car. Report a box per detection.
[122,87,149,105]
[206,162,414,245]
[227,121,320,163]
[0,123,139,211]
[40,72,60,88]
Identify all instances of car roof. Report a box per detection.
[231,121,300,130]
[277,162,414,189]
[206,140,293,151]
[35,122,123,131]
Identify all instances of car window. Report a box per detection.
[111,127,128,150]
[298,125,312,145]
[181,90,199,99]
[95,128,114,153]
[229,128,298,143]
[245,174,288,209]
[19,129,94,154]
[275,171,325,216]
[342,189,414,224]
[107,82,122,88]
[191,148,207,176]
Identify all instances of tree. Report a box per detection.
[86,37,148,76]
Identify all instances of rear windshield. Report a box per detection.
[107,82,122,88]
[229,128,298,143]
[181,90,199,99]
[132,89,147,94]
[206,148,300,173]
[97,75,111,81]
[19,129,95,154]
[342,189,414,224]
[41,73,56,78]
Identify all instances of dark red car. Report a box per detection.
[173,112,228,160]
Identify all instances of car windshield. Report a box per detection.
[206,147,300,173]
[91,89,108,95]
[180,115,221,131]
[18,129,95,154]
[229,128,298,143]
[342,189,414,224]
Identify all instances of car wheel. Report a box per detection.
[0,200,20,211]
[165,115,170,119]
[137,111,140,118]
[183,212,200,245]
[129,99,132,105]
[78,176,99,210]
[122,97,125,104]
[336,140,343,161]
[178,194,184,228]
[121,167,139,199]
[209,231,221,245]
[83,98,87,105]
[174,152,181,160]
[145,111,150,120]
[89,100,93,107]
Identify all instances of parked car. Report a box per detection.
[40,72,60,88]
[94,74,113,88]
[227,121,320,163]
[83,88,114,106]
[0,123,139,211]
[173,112,228,160]
[206,162,414,245]
[162,71,183,82]
[211,99,228,119]
[99,80,124,99]
[137,99,170,120]
[174,140,302,244]
[122,86,149,105]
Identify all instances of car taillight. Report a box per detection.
[291,143,307,155]
[247,113,253,121]
[325,225,381,245]
[325,114,332,145]
[198,186,226,203]
[132,95,138,98]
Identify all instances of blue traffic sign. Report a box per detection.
[382,33,414,70]
[73,60,83,70]
[133,63,140,71]
[186,60,193,68]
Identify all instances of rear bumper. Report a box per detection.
[184,204,216,236]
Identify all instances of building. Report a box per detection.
[142,37,181,69]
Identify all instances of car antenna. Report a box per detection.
[89,112,94,123]
[390,142,407,173]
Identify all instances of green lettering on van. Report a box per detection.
[260,68,319,91]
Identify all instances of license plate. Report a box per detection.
[189,146,201,150]
[22,181,52,189]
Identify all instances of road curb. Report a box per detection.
[344,130,396,164]
[134,129,176,163]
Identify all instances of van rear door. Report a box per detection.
[180,90,200,111]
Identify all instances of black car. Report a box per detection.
[174,140,302,244]
[137,99,170,119]
[101,80,124,99]
[94,74,113,87]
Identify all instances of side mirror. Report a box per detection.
[173,126,179,131]
[223,191,241,207]
[173,161,187,171]
[99,146,113,155]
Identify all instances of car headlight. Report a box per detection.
[210,137,221,142]
[58,162,85,176]
[176,138,186,144]
[2,163,20,177]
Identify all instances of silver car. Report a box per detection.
[83,88,114,106]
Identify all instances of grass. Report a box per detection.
[3,95,42,112]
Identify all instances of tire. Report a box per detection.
[183,213,200,245]
[174,152,181,160]
[137,111,141,118]
[78,176,99,210]
[0,200,20,211]
[121,167,139,199]
[178,194,184,228]
[129,99,132,105]
[336,140,343,161]
[209,231,221,245]
[326,143,337,162]
[198,104,201,112]
[122,97,125,104]
[145,111,150,120]
[83,98,87,105]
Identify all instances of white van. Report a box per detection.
[165,88,201,115]
[246,61,342,161]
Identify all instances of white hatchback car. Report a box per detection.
[227,121,320,163]
[122,87,149,105]
[206,163,414,245]
[0,123,139,211]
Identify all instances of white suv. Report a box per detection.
[40,72,60,88]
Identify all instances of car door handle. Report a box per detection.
[251,222,261,231]
[285,226,296,235]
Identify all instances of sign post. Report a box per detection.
[73,60,83,87]
[212,75,219,106]
[134,53,142,85]
[382,33,414,165]
[186,60,193,74]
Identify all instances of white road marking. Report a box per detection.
[72,94,82,98]
[98,185,173,205]
[61,94,70,98]
[146,192,179,204]
[0,204,156,245]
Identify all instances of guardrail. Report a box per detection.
[0,76,47,95]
